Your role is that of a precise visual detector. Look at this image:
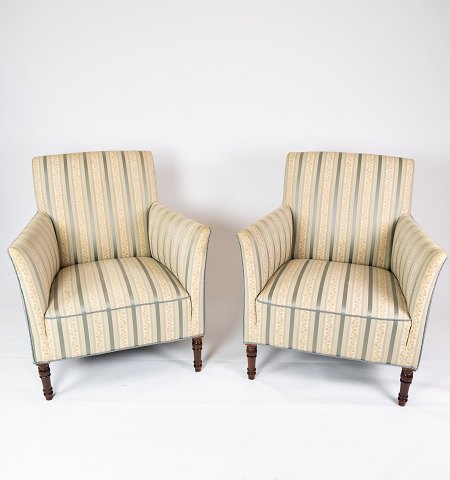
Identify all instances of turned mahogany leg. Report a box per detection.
[192,337,203,372]
[246,344,257,380]
[37,363,54,401]
[398,367,414,406]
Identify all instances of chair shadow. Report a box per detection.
[257,347,396,402]
[52,343,194,395]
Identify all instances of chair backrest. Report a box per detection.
[33,151,157,267]
[283,152,414,269]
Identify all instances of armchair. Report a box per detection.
[238,152,446,405]
[9,151,210,399]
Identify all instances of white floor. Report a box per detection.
[1,274,450,480]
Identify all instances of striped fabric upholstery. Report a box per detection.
[33,151,157,267]
[149,202,211,337]
[256,259,411,366]
[240,152,446,370]
[237,205,293,342]
[284,152,414,269]
[44,257,190,361]
[8,212,60,363]
[11,151,211,365]
[391,215,447,368]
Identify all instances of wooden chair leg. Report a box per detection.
[246,344,257,380]
[192,337,203,372]
[37,363,54,400]
[398,367,414,406]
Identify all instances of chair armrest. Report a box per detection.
[237,205,293,343]
[148,202,211,337]
[391,215,447,366]
[8,212,60,363]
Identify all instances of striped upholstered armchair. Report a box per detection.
[9,151,210,400]
[238,152,446,406]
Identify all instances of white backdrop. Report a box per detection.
[1,0,449,361]
[1,1,449,479]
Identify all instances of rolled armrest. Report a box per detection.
[237,205,293,343]
[148,202,211,337]
[392,215,447,366]
[8,212,60,363]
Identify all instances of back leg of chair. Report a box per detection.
[37,363,54,400]
[246,344,257,380]
[398,367,414,406]
[192,337,203,372]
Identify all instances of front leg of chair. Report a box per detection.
[398,368,414,406]
[37,363,54,400]
[246,344,257,380]
[192,337,203,372]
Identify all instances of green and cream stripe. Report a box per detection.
[255,259,411,366]
[148,202,211,338]
[283,152,414,269]
[11,151,211,363]
[237,205,293,342]
[43,257,191,361]
[33,151,158,267]
[240,152,446,369]
[8,212,60,363]
[392,215,447,368]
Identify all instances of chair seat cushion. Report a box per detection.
[44,257,191,360]
[256,259,411,365]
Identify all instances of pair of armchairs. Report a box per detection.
[9,150,446,406]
